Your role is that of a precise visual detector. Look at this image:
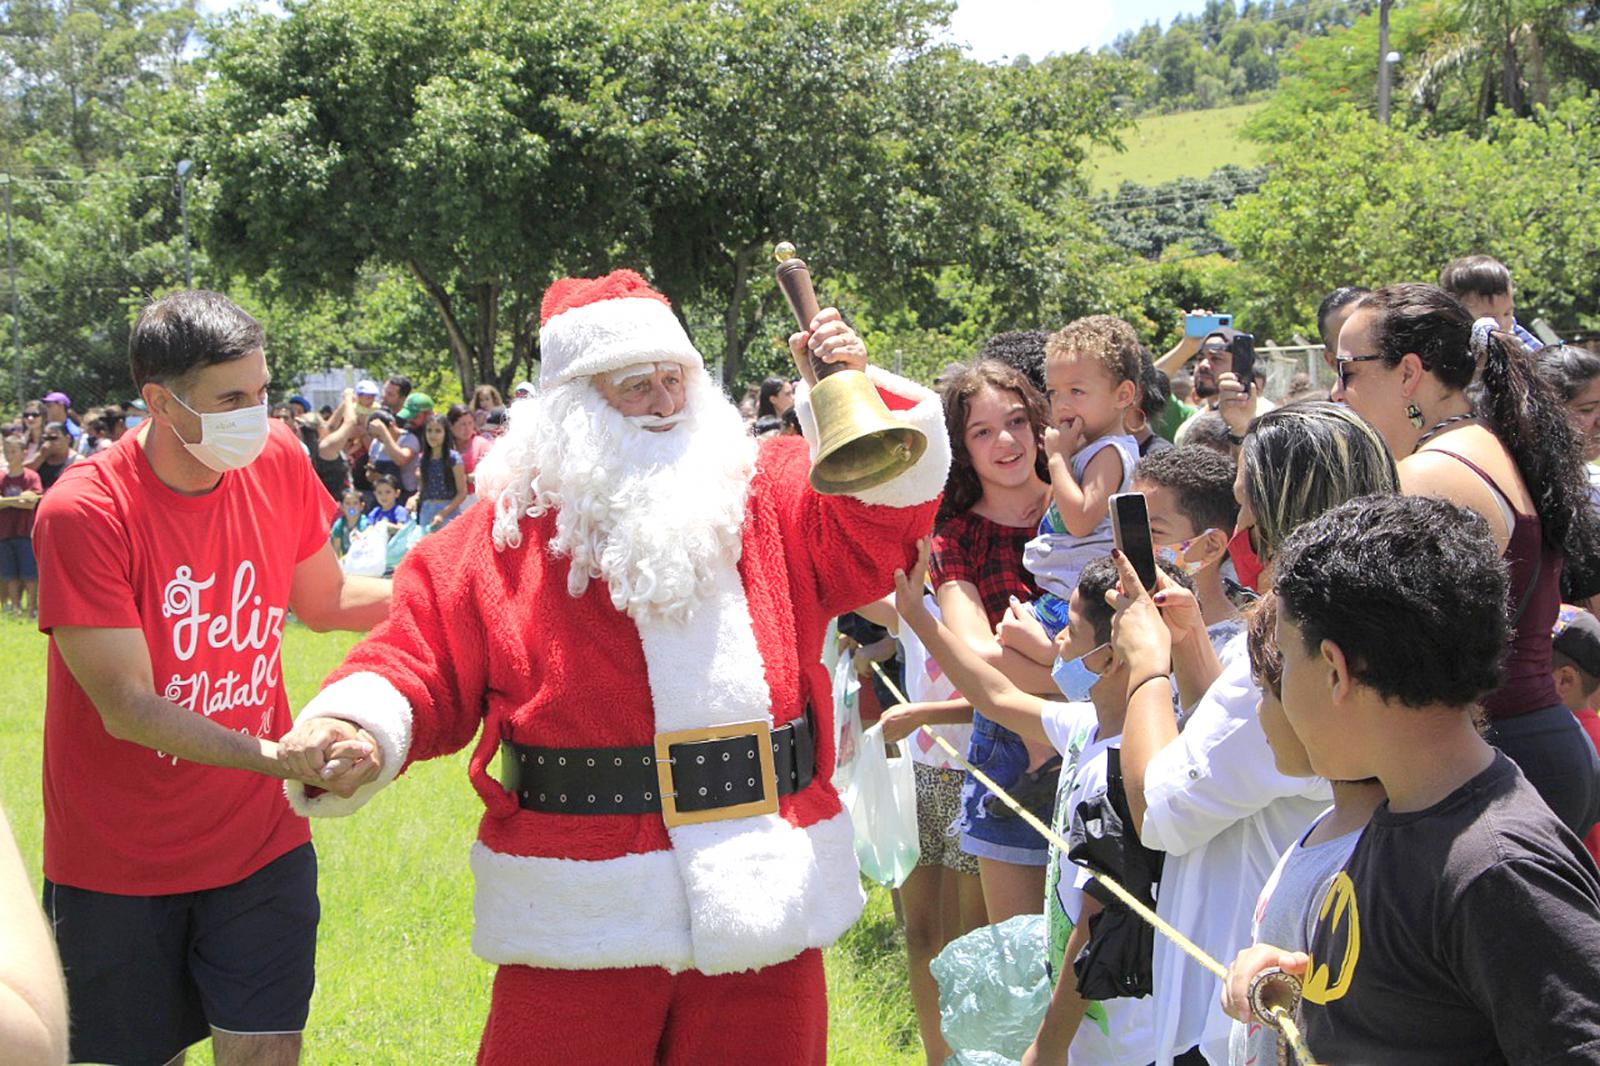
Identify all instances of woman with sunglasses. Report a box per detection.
[19,402,44,467]
[1331,282,1600,834]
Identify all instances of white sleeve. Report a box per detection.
[1139,654,1326,857]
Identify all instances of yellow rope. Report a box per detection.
[864,658,1320,1065]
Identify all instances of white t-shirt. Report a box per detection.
[1139,633,1332,1066]
[1038,707,1157,1066]
[899,593,971,770]
[1227,807,1363,1066]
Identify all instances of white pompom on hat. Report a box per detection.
[537,270,704,389]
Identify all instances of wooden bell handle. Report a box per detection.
[776,257,835,385]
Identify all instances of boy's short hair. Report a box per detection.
[1438,255,1513,299]
[1133,445,1240,535]
[373,473,401,492]
[1179,411,1232,456]
[1045,315,1144,389]
[129,290,266,391]
[978,330,1050,394]
[1245,591,1282,698]
[1075,555,1192,646]
[1274,494,1508,709]
[1315,286,1371,347]
[1141,359,1170,422]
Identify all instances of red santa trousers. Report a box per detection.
[476,948,827,1065]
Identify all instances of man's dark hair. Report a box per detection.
[1438,254,1513,299]
[1075,555,1192,646]
[1552,649,1600,697]
[40,421,68,443]
[978,330,1049,395]
[129,290,265,390]
[386,374,413,400]
[1179,411,1233,456]
[1274,494,1509,708]
[1134,446,1240,535]
[1315,286,1371,348]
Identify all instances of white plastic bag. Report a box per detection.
[340,524,388,577]
[841,722,921,888]
[831,648,864,789]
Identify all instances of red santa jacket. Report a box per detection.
[288,366,949,975]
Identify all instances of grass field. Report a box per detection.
[1087,101,1265,192]
[0,615,922,1064]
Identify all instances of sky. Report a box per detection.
[947,0,1204,59]
[198,0,1205,57]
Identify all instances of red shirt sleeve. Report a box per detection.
[275,426,339,563]
[35,472,141,631]
[928,515,974,590]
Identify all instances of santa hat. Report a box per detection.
[538,270,703,389]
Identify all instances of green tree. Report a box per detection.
[198,0,1136,394]
[1214,98,1600,341]
[1409,0,1600,120]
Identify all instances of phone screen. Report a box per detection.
[1229,332,1257,390]
[1110,492,1159,592]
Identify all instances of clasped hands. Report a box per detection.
[276,717,382,798]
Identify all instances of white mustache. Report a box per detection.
[627,412,688,430]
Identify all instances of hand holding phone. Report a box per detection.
[1110,492,1159,592]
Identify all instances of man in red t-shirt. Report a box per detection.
[1551,605,1600,865]
[33,290,391,1066]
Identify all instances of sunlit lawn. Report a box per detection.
[0,615,920,1064]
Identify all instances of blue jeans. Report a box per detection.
[419,499,457,532]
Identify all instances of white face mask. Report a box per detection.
[169,391,270,472]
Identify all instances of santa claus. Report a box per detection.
[279,269,950,1062]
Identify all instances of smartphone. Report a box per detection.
[1110,492,1159,592]
[1229,332,1257,390]
[1184,311,1232,338]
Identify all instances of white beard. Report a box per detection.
[480,368,758,624]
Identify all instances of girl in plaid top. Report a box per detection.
[929,359,1058,924]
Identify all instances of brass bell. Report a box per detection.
[772,242,927,495]
[807,370,927,494]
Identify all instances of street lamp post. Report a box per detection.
[176,159,194,287]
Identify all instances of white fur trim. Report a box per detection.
[792,365,951,509]
[539,297,703,389]
[470,842,694,971]
[467,810,864,974]
[283,671,414,817]
[625,559,867,972]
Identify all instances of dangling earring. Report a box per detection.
[1406,403,1424,429]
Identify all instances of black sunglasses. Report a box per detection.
[1335,353,1386,389]
[22,411,40,419]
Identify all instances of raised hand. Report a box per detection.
[1216,370,1254,440]
[1149,569,1206,645]
[1105,549,1173,689]
[788,307,868,376]
[892,538,933,625]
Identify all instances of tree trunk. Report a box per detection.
[406,258,478,395]
[721,245,753,389]
[473,281,500,388]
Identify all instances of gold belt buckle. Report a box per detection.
[654,719,779,829]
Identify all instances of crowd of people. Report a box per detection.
[5,252,1600,1066]
[851,253,1600,1066]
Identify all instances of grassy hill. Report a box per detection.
[1088,101,1265,192]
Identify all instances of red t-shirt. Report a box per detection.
[35,422,336,894]
[1577,709,1600,867]
[0,467,43,540]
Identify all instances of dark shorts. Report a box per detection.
[0,536,36,581]
[958,713,1052,865]
[46,842,319,1066]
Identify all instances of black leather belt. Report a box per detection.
[500,706,816,827]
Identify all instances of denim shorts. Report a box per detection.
[0,536,36,581]
[958,712,1052,865]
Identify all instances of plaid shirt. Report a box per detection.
[929,510,1041,629]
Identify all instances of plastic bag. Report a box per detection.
[831,648,864,788]
[932,914,1051,1065]
[340,523,388,577]
[839,721,919,888]
[385,520,423,572]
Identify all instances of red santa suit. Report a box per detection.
[287,271,950,1063]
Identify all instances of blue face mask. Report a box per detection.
[1051,643,1109,702]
